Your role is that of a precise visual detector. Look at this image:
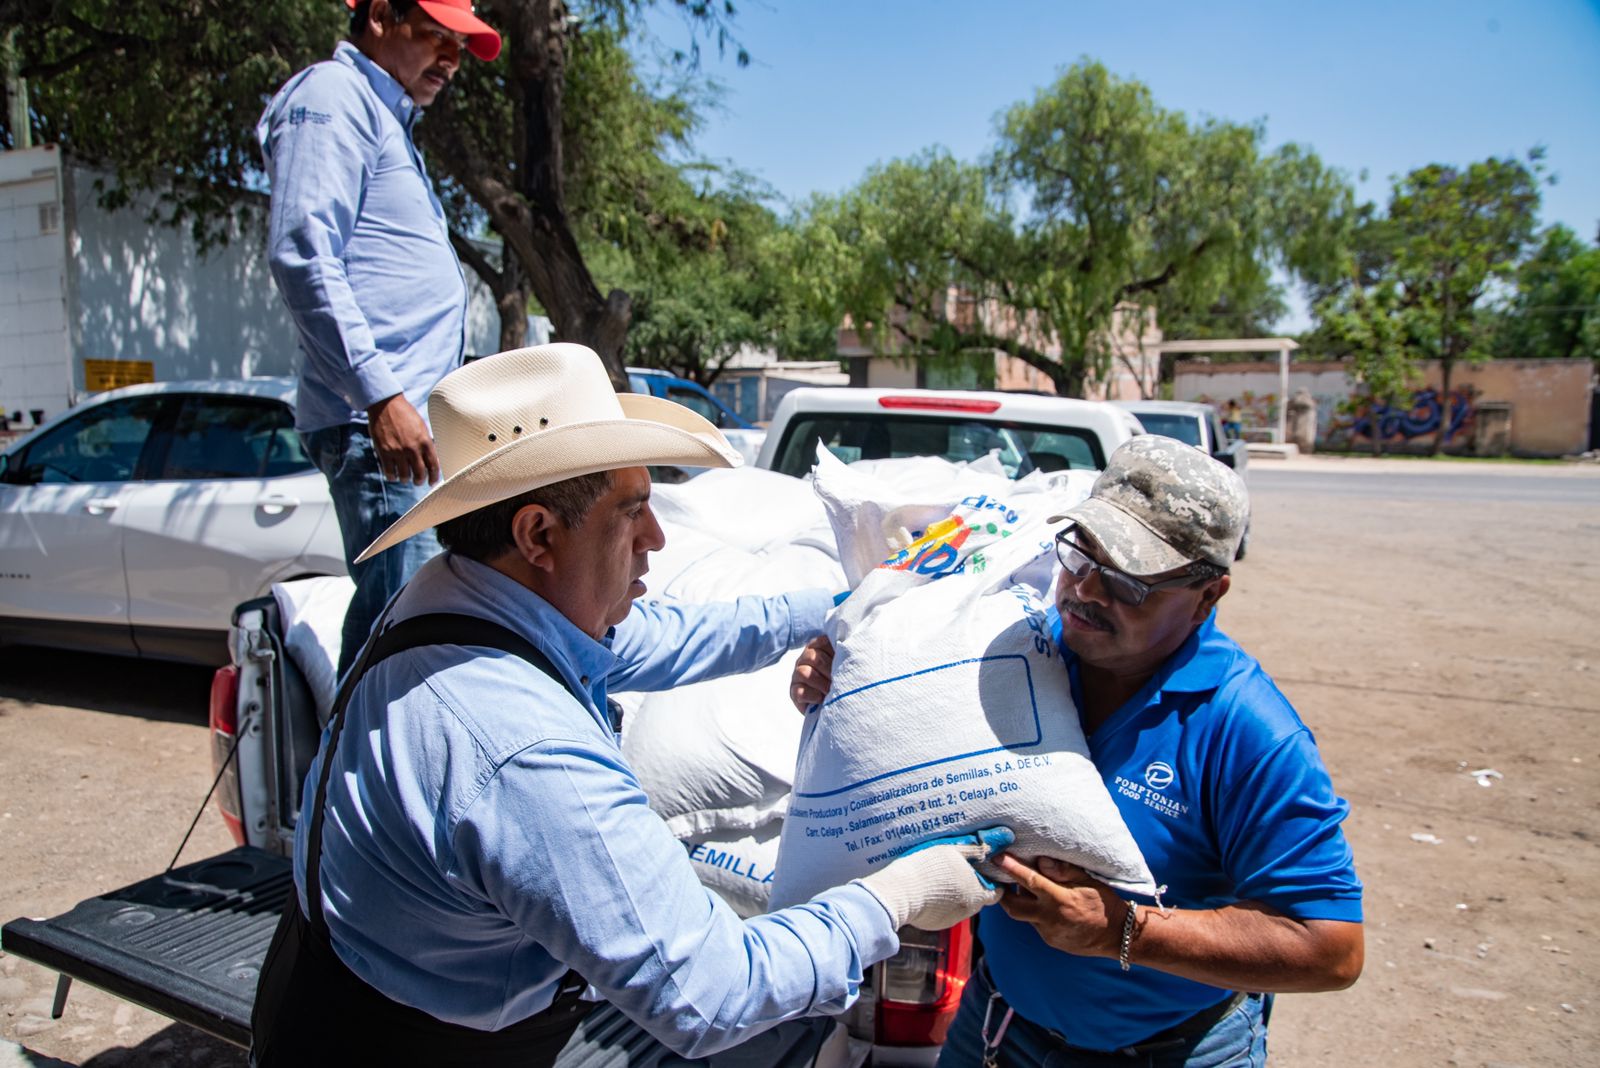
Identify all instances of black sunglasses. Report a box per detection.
[1054,529,1203,608]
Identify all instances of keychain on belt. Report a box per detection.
[981,988,1014,1068]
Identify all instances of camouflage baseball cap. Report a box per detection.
[1047,436,1249,575]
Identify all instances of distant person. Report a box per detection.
[249,344,1012,1067]
[1223,399,1244,440]
[794,436,1364,1067]
[258,0,500,674]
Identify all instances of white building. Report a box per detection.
[0,144,501,431]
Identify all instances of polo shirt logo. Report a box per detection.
[288,106,332,126]
[1144,761,1175,791]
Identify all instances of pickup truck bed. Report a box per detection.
[2,848,842,1065]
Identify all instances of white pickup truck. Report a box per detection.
[760,387,1143,478]
[2,384,1142,1065]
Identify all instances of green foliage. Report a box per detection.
[594,174,822,381]
[1488,224,1600,361]
[1301,153,1545,453]
[1314,278,1420,454]
[0,0,772,371]
[1387,154,1543,370]
[792,61,1352,397]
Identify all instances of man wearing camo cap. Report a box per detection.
[937,435,1366,1066]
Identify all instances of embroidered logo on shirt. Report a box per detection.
[1143,761,1175,790]
[288,106,333,126]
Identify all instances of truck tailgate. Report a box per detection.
[2,846,286,1047]
[2,847,849,1066]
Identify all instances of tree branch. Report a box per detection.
[449,231,505,296]
[1117,236,1214,300]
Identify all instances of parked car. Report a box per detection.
[626,367,756,431]
[758,387,1146,479]
[627,367,767,475]
[1111,399,1251,559]
[0,378,344,665]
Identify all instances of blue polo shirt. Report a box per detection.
[979,610,1362,1052]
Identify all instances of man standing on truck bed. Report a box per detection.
[249,343,1012,1067]
[792,436,1365,1067]
[258,0,496,674]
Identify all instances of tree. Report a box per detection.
[0,0,747,385]
[1312,276,1421,455]
[1387,154,1542,453]
[1488,224,1600,362]
[790,61,1351,398]
[592,173,825,383]
[783,150,1021,382]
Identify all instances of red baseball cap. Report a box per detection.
[348,0,502,62]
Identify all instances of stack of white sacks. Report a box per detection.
[270,450,1158,918]
[625,449,1156,917]
[615,464,844,916]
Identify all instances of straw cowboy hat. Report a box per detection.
[355,344,742,562]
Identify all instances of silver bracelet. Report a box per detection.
[1119,901,1139,972]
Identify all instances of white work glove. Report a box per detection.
[855,827,1014,931]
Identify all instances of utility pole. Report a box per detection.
[3,28,31,150]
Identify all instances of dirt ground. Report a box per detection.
[1,455,1597,1067]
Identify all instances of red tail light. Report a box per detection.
[874,921,973,1047]
[878,395,1002,414]
[208,665,245,847]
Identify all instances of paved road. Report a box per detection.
[1250,458,1600,507]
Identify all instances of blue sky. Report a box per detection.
[646,0,1600,322]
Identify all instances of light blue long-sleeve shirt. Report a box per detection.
[293,553,899,1055]
[257,42,468,433]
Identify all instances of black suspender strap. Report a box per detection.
[303,613,573,941]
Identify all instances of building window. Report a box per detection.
[39,203,61,235]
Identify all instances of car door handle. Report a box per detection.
[258,495,300,516]
[84,498,120,515]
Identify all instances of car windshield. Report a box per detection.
[771,413,1104,478]
[1130,412,1203,447]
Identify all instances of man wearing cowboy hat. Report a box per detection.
[249,343,1012,1066]
[257,0,501,676]
[794,436,1364,1067]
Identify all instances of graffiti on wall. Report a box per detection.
[1188,382,1482,448]
[1326,385,1480,446]
[1193,392,1278,435]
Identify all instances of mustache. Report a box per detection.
[1062,597,1115,633]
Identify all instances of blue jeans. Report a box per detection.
[937,961,1270,1068]
[303,425,440,677]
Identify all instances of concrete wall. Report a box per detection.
[64,163,294,386]
[1174,358,1593,457]
[0,145,71,426]
[863,357,919,389]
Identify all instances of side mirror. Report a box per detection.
[1213,449,1237,469]
[0,451,24,485]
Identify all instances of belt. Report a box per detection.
[1093,989,1250,1055]
[979,961,1250,1061]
